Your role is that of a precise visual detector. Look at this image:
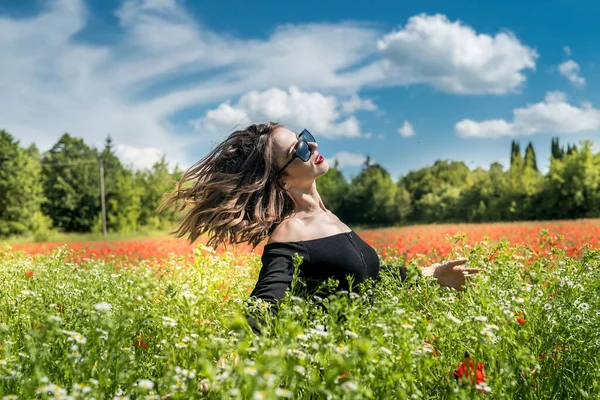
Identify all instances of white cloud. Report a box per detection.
[190,86,368,139]
[397,121,415,137]
[0,0,383,168]
[455,91,600,138]
[545,91,567,103]
[328,152,368,168]
[0,2,540,172]
[377,13,537,94]
[558,60,585,87]
[115,144,164,170]
[341,94,378,114]
[563,46,571,57]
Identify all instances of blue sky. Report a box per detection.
[1,0,599,180]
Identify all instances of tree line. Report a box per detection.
[1,129,599,241]
[317,137,600,226]
[0,130,183,240]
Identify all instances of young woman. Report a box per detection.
[159,122,485,334]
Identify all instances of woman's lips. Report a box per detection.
[315,155,324,165]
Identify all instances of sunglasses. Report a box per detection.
[275,129,317,176]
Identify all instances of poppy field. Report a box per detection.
[1,219,600,399]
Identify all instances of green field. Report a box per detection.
[1,234,599,399]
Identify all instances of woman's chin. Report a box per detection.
[316,161,329,176]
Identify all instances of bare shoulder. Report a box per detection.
[267,218,305,245]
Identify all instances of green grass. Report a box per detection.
[1,228,174,246]
[1,235,599,399]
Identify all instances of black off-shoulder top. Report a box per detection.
[246,230,412,334]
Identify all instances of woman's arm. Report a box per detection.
[246,245,303,334]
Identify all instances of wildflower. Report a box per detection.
[94,302,112,311]
[476,382,492,393]
[199,378,210,392]
[481,324,499,338]
[340,381,358,391]
[447,313,461,324]
[137,379,154,390]
[290,296,304,303]
[181,290,197,300]
[453,352,485,387]
[136,334,148,349]
[253,391,266,400]
[275,388,294,398]
[72,383,91,393]
[161,316,177,327]
[423,338,440,357]
[3,395,19,400]
[171,380,187,392]
[512,297,525,304]
[344,330,359,339]
[335,344,349,354]
[174,341,187,349]
[515,313,525,325]
[293,365,306,375]
[48,315,63,324]
[25,270,34,278]
[473,315,488,322]
[63,330,86,344]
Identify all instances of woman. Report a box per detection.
[159,122,485,335]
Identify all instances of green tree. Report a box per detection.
[41,133,100,232]
[524,142,538,171]
[139,156,178,229]
[540,140,599,219]
[341,164,399,226]
[510,140,523,169]
[394,184,413,223]
[106,167,142,233]
[0,130,48,237]
[400,160,470,222]
[316,163,349,215]
[551,137,564,160]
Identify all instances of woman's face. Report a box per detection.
[271,126,328,184]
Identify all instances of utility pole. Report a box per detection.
[99,157,107,236]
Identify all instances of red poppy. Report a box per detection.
[136,333,148,349]
[515,313,525,325]
[453,352,485,386]
[56,304,65,314]
[25,270,35,278]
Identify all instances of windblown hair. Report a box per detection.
[158,122,297,250]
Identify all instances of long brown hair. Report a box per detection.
[158,122,296,250]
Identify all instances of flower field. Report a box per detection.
[10,218,600,266]
[1,219,600,399]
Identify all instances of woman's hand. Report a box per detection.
[421,258,486,291]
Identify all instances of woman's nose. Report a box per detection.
[308,141,318,152]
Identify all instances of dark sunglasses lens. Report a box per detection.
[302,130,316,143]
[297,140,311,161]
